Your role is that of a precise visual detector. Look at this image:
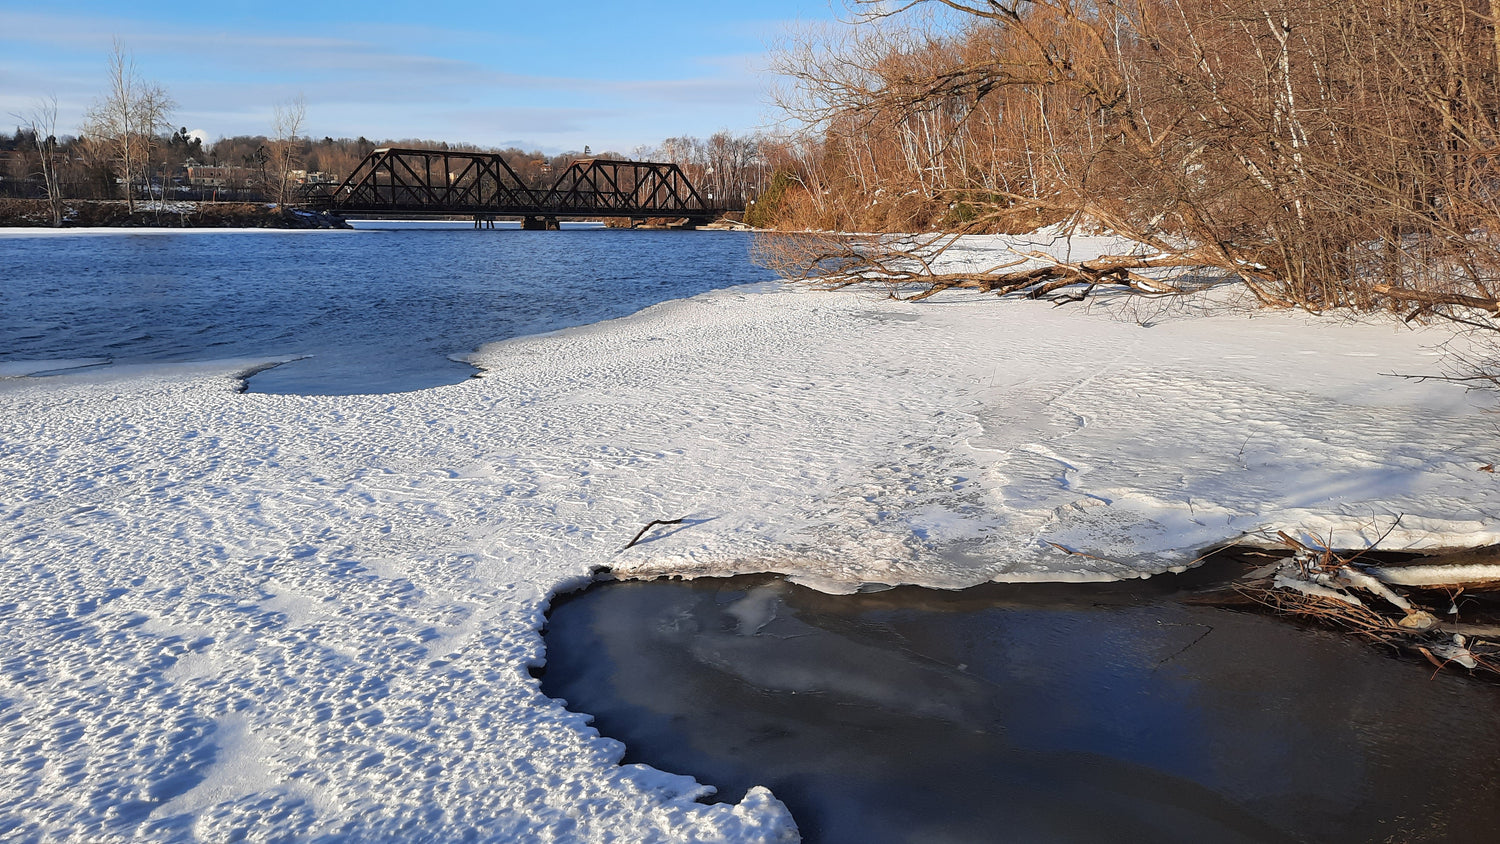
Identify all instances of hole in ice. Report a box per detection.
[540,567,1500,844]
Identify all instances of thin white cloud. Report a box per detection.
[0,9,784,148]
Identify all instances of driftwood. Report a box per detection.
[752,231,1500,337]
[624,518,687,550]
[1221,535,1500,678]
[1370,543,1500,569]
[1370,283,1500,316]
[752,230,1205,304]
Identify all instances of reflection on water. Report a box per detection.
[541,573,1500,844]
[0,223,773,395]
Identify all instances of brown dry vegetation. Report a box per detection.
[760,0,1500,327]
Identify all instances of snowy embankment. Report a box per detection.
[2,233,1498,840]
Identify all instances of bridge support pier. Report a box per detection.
[473,214,496,229]
[522,215,560,231]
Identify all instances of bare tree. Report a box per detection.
[757,0,1500,328]
[636,131,777,211]
[11,96,65,226]
[82,40,174,213]
[136,83,173,203]
[266,95,307,206]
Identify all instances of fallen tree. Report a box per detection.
[754,223,1500,327]
[753,229,1210,302]
[1223,535,1500,678]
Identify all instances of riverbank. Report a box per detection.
[2,229,1498,840]
[0,198,350,228]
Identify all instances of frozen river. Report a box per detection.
[3,224,1499,841]
[0,222,774,394]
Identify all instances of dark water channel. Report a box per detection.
[541,571,1500,844]
[0,222,773,395]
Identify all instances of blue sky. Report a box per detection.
[1,0,843,153]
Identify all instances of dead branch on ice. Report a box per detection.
[752,230,1210,304]
[624,518,687,550]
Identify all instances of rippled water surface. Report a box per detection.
[542,573,1500,844]
[0,222,773,394]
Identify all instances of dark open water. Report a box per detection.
[542,573,1500,844]
[0,221,773,394]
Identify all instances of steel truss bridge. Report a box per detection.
[308,147,735,229]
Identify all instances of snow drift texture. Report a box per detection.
[2,242,1498,840]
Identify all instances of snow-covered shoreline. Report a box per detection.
[0,226,355,238]
[2,259,1498,839]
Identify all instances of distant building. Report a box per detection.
[185,165,249,187]
[291,170,338,185]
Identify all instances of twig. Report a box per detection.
[624,518,687,549]
[1156,624,1215,667]
[1043,540,1118,563]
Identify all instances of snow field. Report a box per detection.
[1,266,1497,841]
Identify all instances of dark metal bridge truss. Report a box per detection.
[310,147,731,227]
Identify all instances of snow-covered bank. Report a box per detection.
[0,226,356,238]
[0,200,350,230]
[598,285,1499,588]
[2,270,1497,839]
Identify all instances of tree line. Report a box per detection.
[7,41,792,226]
[757,0,1500,328]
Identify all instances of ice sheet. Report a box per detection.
[2,234,1498,840]
[0,358,109,377]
